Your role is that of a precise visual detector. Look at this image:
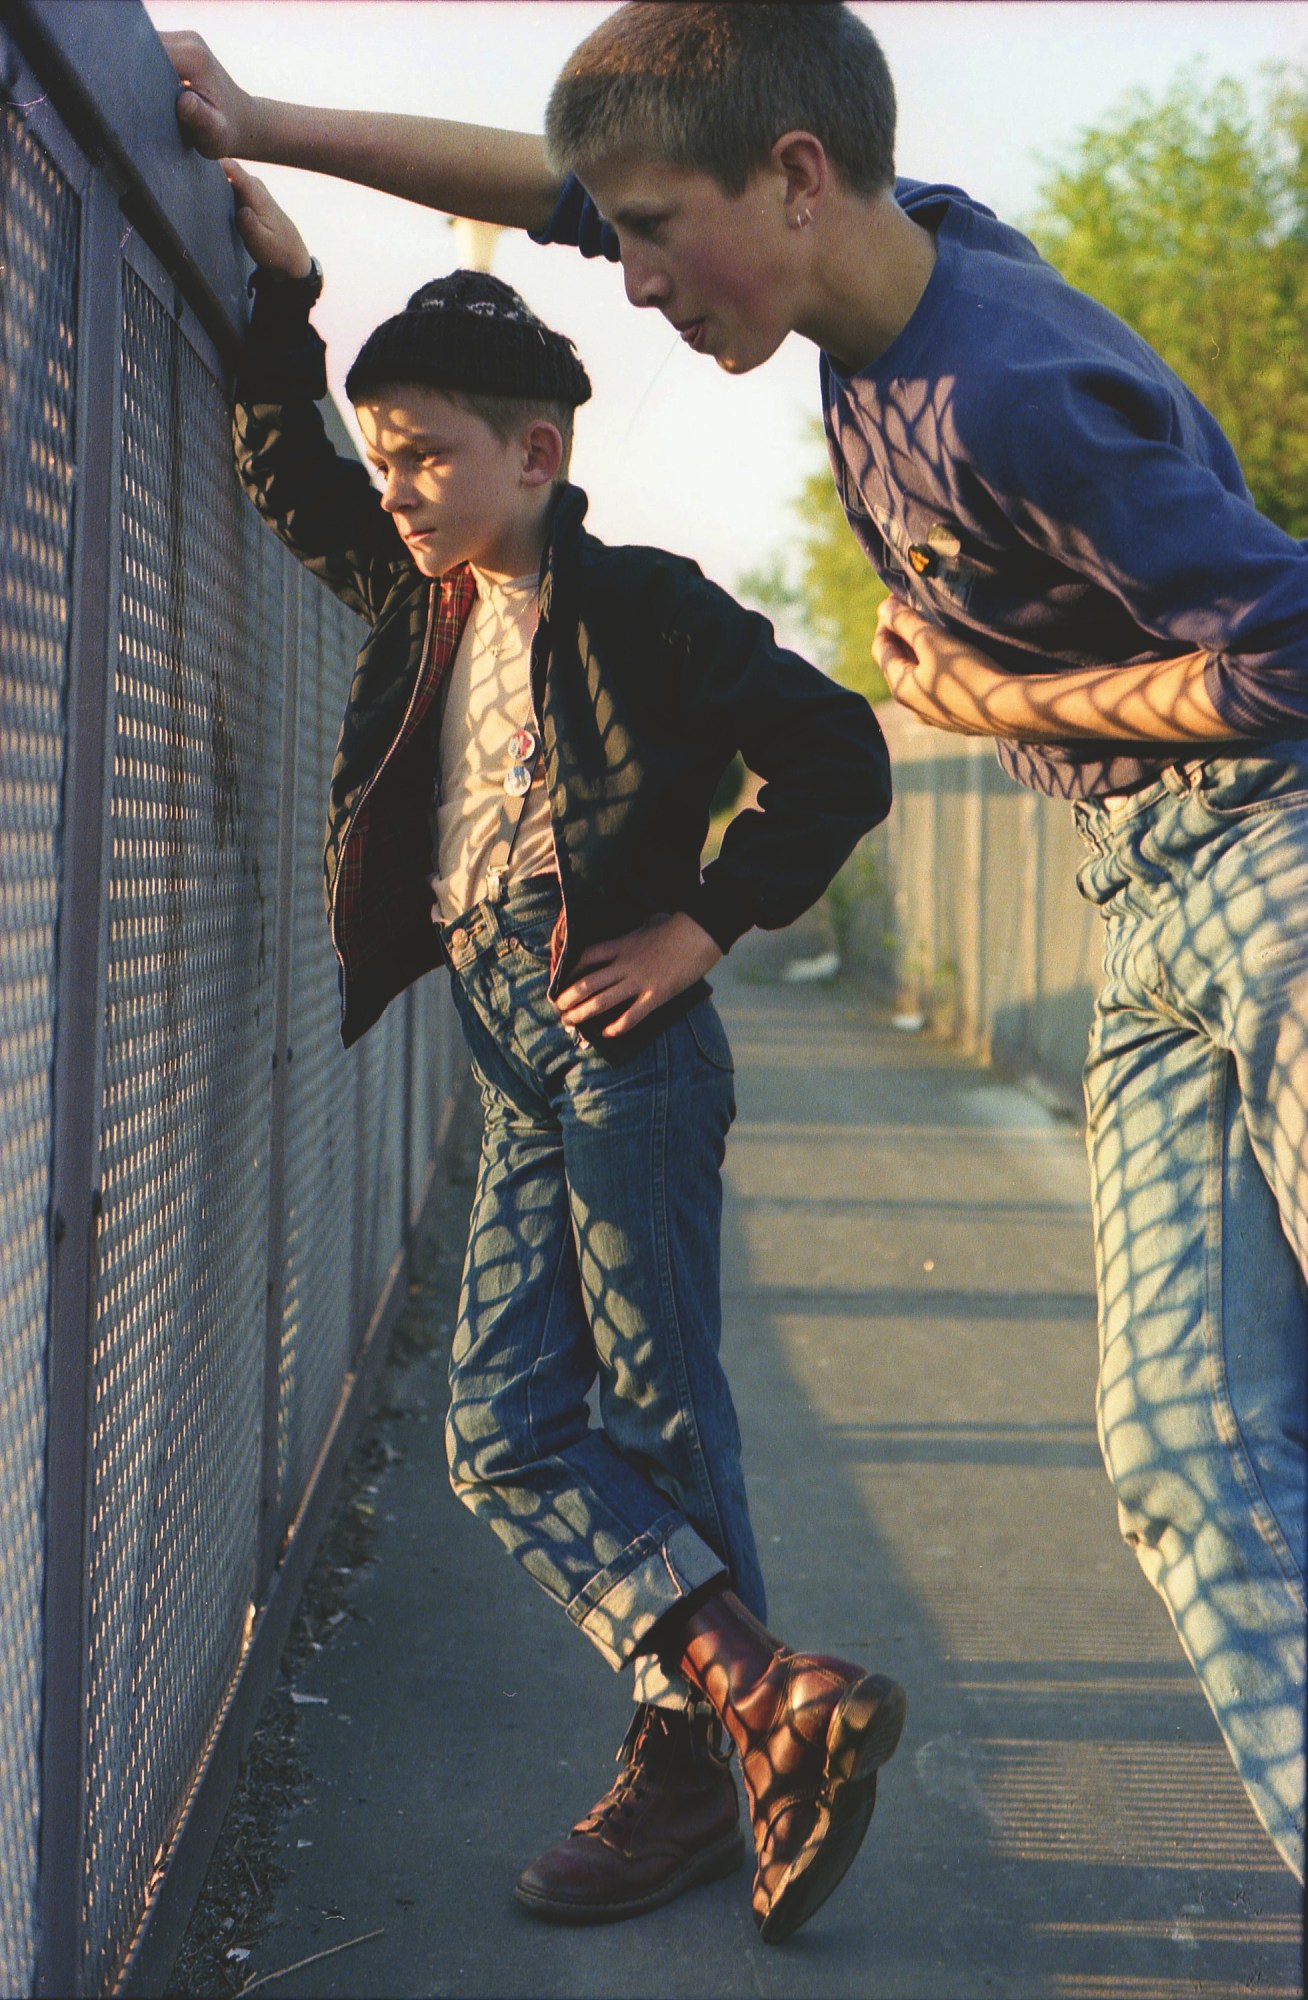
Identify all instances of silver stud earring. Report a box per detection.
[793,206,814,230]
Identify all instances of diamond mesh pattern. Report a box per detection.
[0,100,456,1978]
[0,109,79,2000]
[80,268,284,1992]
[274,574,364,1537]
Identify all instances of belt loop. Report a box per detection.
[1161,758,1206,796]
[1073,799,1103,852]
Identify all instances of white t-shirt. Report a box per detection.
[430,567,557,923]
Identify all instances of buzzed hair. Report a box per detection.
[454,390,576,481]
[544,2,896,198]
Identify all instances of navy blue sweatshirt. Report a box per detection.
[534,175,1308,799]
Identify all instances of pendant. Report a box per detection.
[504,763,533,798]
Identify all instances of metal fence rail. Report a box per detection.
[0,6,462,1993]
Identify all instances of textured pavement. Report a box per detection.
[217,939,1303,2000]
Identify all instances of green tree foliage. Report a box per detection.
[740,432,888,702]
[1031,64,1308,538]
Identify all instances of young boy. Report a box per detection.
[223,159,903,1944]
[167,2,1307,1883]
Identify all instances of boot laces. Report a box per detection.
[590,1760,649,1829]
[574,1709,666,1833]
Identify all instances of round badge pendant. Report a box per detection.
[508,728,537,763]
[504,763,533,798]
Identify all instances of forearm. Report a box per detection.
[875,601,1255,745]
[976,651,1240,744]
[234,394,389,616]
[239,99,559,229]
[234,266,397,619]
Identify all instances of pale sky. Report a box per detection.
[144,1,1307,623]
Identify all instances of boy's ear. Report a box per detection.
[521,420,564,488]
[770,131,829,222]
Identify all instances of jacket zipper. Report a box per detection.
[530,602,572,993]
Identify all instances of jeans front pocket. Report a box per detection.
[502,894,562,966]
[506,924,554,966]
[686,999,735,1074]
[1191,749,1308,823]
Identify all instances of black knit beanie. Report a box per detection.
[344,269,592,408]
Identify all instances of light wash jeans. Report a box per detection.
[1075,749,1308,1880]
[440,878,766,1708]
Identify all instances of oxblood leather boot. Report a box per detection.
[514,1704,744,1923]
[674,1590,907,1943]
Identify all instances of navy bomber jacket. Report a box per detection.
[233,269,891,1049]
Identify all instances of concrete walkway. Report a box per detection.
[218,942,1302,2000]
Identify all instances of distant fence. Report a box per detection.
[0,5,462,1993]
[869,707,1104,1105]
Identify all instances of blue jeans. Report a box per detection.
[440,878,766,1707]
[1075,750,1308,1880]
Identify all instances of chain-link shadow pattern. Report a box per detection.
[1077,753,1308,1880]
[441,893,766,1701]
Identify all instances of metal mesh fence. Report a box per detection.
[0,10,458,1990]
[81,263,285,1990]
[275,573,364,1542]
[1031,803,1103,1086]
[874,706,1102,1095]
[0,104,79,2000]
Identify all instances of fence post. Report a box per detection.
[928,754,944,1020]
[257,561,301,1596]
[961,747,987,1053]
[36,164,121,2000]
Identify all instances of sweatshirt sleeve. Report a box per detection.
[651,569,892,951]
[234,269,410,621]
[528,174,621,263]
[974,358,1308,740]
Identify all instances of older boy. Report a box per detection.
[168,1,1307,1883]
[226,159,902,1943]
[534,6,1308,1891]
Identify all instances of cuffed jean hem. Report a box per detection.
[568,1514,728,1673]
[631,1663,704,1711]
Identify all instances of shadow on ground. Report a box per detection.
[169,942,1303,2000]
